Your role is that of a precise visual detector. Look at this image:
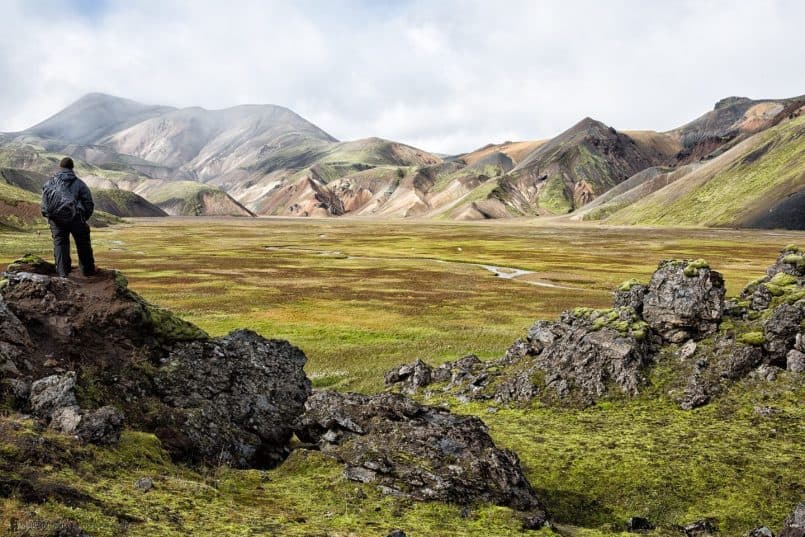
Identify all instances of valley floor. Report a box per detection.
[1,218,803,536]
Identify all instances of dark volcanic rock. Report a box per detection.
[496,307,652,406]
[682,518,717,537]
[741,246,804,311]
[384,358,432,394]
[642,260,725,343]
[680,341,764,410]
[76,406,125,445]
[154,330,310,467]
[749,527,775,537]
[613,282,647,314]
[627,516,654,532]
[780,502,805,537]
[295,391,546,514]
[0,295,33,401]
[766,246,805,279]
[764,302,804,364]
[25,371,124,444]
[0,258,311,468]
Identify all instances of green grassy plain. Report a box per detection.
[1,218,803,536]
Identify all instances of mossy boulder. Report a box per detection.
[643,259,725,343]
[295,391,547,518]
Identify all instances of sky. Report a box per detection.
[1,0,804,154]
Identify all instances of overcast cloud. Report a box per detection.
[1,0,804,153]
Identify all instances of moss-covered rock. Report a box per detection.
[683,258,710,277]
[738,331,766,346]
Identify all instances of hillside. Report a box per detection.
[606,113,805,228]
[122,179,255,216]
[669,95,805,163]
[220,137,445,216]
[91,188,168,217]
[0,179,41,229]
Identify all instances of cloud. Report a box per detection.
[1,0,803,154]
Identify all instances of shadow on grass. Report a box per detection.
[536,488,615,527]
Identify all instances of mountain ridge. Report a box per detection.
[1,92,802,227]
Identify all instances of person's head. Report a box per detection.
[59,157,74,170]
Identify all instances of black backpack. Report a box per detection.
[43,177,78,225]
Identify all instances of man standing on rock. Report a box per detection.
[40,157,96,278]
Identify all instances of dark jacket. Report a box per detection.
[41,168,95,221]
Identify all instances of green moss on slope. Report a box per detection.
[607,115,805,227]
[538,175,574,214]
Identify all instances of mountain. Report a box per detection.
[459,95,802,226]
[1,92,802,227]
[226,137,444,217]
[669,95,803,163]
[491,117,667,216]
[26,93,175,145]
[99,103,337,180]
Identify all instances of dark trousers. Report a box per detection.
[49,218,95,277]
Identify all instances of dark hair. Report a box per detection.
[59,157,74,169]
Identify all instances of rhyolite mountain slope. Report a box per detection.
[600,110,805,228]
[2,92,803,226]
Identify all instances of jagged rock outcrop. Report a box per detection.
[295,390,547,519]
[0,255,311,468]
[152,330,310,467]
[764,302,804,364]
[671,246,804,408]
[496,307,652,406]
[388,306,652,408]
[613,281,647,314]
[678,341,764,410]
[739,245,804,312]
[642,259,725,343]
[383,358,432,394]
[387,248,802,410]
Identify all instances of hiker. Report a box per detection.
[40,157,96,278]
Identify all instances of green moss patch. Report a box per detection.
[781,254,804,270]
[683,259,709,277]
[538,175,573,215]
[618,278,642,292]
[737,331,765,346]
